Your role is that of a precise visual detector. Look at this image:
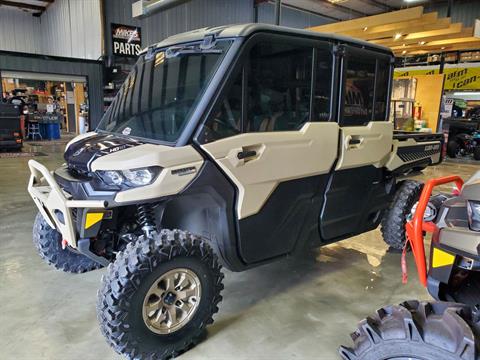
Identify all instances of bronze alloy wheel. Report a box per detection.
[142,268,202,334]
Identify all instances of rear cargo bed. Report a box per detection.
[387,131,444,175]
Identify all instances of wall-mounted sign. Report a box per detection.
[394,65,480,91]
[111,23,142,57]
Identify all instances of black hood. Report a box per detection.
[65,133,143,173]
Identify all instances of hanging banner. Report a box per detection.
[111,23,142,57]
[394,66,480,90]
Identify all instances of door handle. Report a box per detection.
[237,150,257,160]
[349,138,362,145]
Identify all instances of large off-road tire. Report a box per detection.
[339,300,480,360]
[97,229,224,359]
[447,140,460,158]
[474,147,480,161]
[33,212,102,273]
[380,180,423,250]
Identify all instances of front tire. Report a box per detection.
[339,301,480,360]
[447,140,460,158]
[380,180,423,250]
[97,229,224,359]
[33,212,102,273]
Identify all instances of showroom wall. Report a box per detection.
[103,0,333,57]
[0,0,102,60]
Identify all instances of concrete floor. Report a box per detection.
[1,142,479,360]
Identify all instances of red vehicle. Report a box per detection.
[341,173,480,360]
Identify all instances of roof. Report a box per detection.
[142,23,392,55]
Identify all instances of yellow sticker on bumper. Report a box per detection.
[85,212,104,229]
[432,248,455,268]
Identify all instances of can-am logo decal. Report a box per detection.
[424,144,440,151]
[111,23,142,57]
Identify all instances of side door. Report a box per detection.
[320,45,394,241]
[197,35,339,264]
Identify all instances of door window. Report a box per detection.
[246,42,313,132]
[314,47,333,121]
[198,71,242,143]
[374,58,390,121]
[343,54,376,126]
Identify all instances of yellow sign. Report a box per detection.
[394,67,480,90]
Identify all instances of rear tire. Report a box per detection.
[474,147,480,161]
[33,212,102,273]
[380,180,423,250]
[447,140,460,158]
[339,300,480,360]
[97,229,224,359]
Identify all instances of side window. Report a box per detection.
[343,53,376,126]
[246,42,313,132]
[198,71,242,144]
[314,47,333,121]
[374,58,390,121]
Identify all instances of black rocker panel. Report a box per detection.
[320,165,395,241]
[238,174,329,263]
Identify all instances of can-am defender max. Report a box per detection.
[27,24,443,359]
[340,173,480,359]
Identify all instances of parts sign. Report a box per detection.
[111,23,142,57]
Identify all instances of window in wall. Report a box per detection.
[343,54,376,126]
[198,71,243,143]
[246,42,313,132]
[374,58,390,121]
[314,47,333,121]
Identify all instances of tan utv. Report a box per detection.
[27,24,443,359]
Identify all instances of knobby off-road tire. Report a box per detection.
[339,300,480,360]
[97,229,224,360]
[380,180,423,250]
[447,140,460,158]
[33,212,102,273]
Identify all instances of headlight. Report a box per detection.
[97,167,161,188]
[467,201,480,231]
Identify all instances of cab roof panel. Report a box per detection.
[141,23,392,56]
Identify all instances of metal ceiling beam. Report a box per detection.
[0,0,46,11]
[356,0,397,12]
[279,2,342,22]
[316,0,366,18]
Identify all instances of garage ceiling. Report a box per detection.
[0,0,54,16]
[308,5,480,56]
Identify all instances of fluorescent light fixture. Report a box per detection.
[404,0,425,2]
[394,33,402,40]
[363,27,368,31]
[453,92,480,96]
[419,41,426,45]
[402,50,407,54]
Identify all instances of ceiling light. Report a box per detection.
[328,0,349,3]
[402,43,406,47]
[404,0,425,2]
[419,41,426,45]
[402,50,407,54]
[441,46,446,50]
[394,33,402,40]
[363,27,368,31]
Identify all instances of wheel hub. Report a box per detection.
[142,268,201,335]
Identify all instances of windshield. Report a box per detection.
[97,40,232,143]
